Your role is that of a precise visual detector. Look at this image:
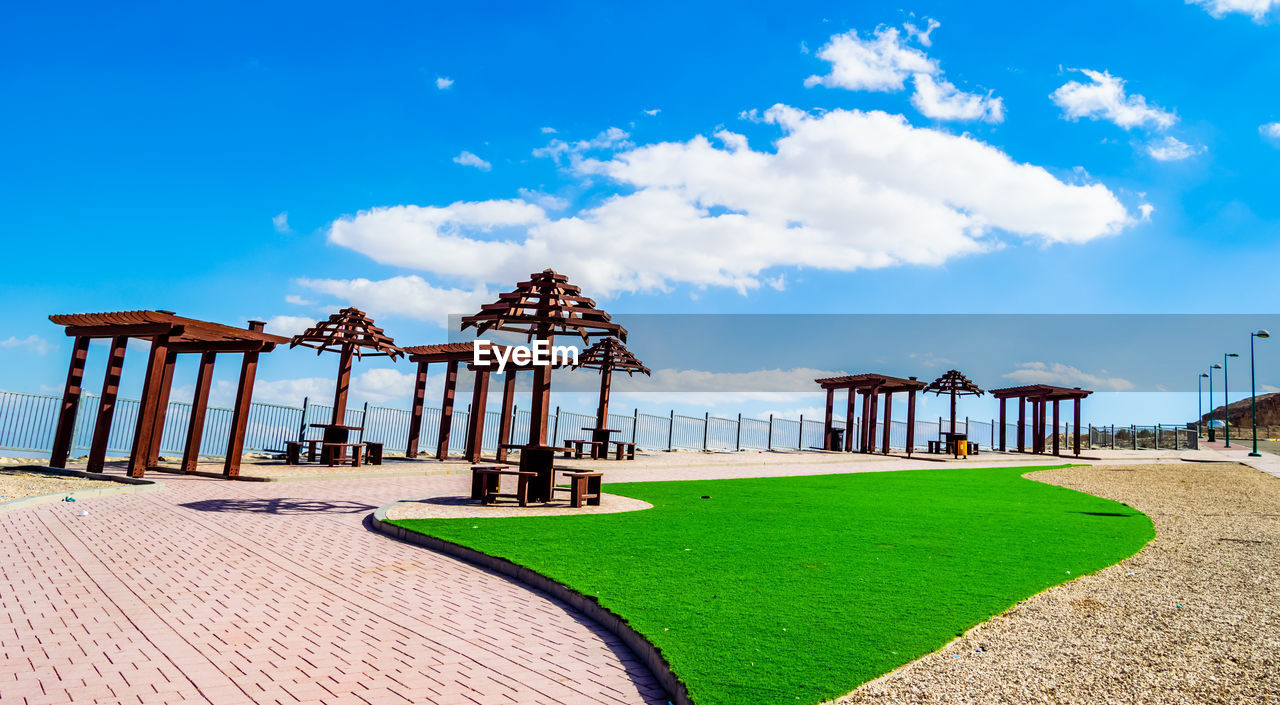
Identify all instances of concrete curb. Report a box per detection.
[370,501,691,705]
[0,466,163,515]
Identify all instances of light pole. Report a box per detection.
[1250,330,1270,457]
[1225,353,1240,447]
[1208,363,1221,442]
[1198,373,1209,438]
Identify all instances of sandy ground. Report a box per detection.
[385,491,652,519]
[0,468,120,503]
[837,462,1280,705]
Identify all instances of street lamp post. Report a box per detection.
[1250,330,1270,457]
[1198,373,1209,438]
[1208,363,1222,442]
[1225,353,1240,447]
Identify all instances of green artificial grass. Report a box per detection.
[391,465,1153,705]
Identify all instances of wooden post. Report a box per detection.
[465,369,490,462]
[527,331,553,445]
[1040,399,1049,454]
[1073,399,1082,457]
[145,350,178,469]
[860,390,873,453]
[1017,396,1026,452]
[823,388,834,450]
[331,345,353,426]
[406,361,428,458]
[223,349,260,477]
[735,413,742,450]
[844,389,856,452]
[50,336,91,468]
[180,351,216,473]
[496,371,516,462]
[881,391,893,454]
[128,337,170,478]
[87,336,128,473]
[998,397,1007,452]
[905,390,916,457]
[596,364,613,429]
[867,387,880,453]
[436,360,458,460]
[1052,399,1061,457]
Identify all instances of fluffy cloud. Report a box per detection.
[296,275,493,326]
[261,315,317,337]
[1260,122,1280,141]
[805,27,938,91]
[272,211,291,233]
[533,127,632,164]
[436,76,454,90]
[1051,69,1176,130]
[323,105,1136,302]
[0,335,54,356]
[1003,361,1135,392]
[1188,0,1279,20]
[806,22,1003,124]
[251,368,418,407]
[1145,136,1205,161]
[452,150,492,171]
[911,74,1004,123]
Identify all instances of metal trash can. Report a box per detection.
[956,439,968,458]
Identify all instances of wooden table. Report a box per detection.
[311,424,363,462]
[516,444,575,503]
[582,427,620,459]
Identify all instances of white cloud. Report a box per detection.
[272,211,292,233]
[261,315,317,338]
[911,73,1005,123]
[251,368,418,407]
[1051,69,1176,130]
[805,27,938,92]
[296,275,492,326]
[533,127,632,164]
[452,150,492,171]
[1145,136,1205,161]
[324,106,1136,298]
[517,188,569,211]
[0,335,54,356]
[436,76,454,90]
[1003,362,1135,392]
[1260,122,1280,141]
[541,126,558,134]
[643,108,661,116]
[1188,0,1279,20]
[284,294,315,306]
[903,17,941,46]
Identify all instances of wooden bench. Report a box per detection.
[285,439,325,465]
[364,442,383,465]
[609,441,636,460]
[564,439,605,459]
[322,442,364,467]
[553,469,603,508]
[470,465,537,506]
[927,440,944,454]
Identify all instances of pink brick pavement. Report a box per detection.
[0,470,666,705]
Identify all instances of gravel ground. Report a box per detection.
[837,462,1280,705]
[0,469,120,503]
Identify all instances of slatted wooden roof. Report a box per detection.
[49,310,289,352]
[405,341,571,371]
[816,373,926,392]
[460,269,627,342]
[574,337,650,376]
[989,384,1092,400]
[923,369,984,397]
[290,307,403,359]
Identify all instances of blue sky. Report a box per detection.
[3,0,1280,425]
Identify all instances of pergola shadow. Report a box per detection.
[179,497,377,514]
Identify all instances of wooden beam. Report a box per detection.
[496,371,517,462]
[823,388,834,450]
[223,350,260,477]
[436,360,459,460]
[998,397,1007,452]
[867,387,880,453]
[331,345,353,426]
[843,389,855,452]
[465,369,491,462]
[50,336,90,468]
[406,361,428,459]
[145,350,178,469]
[64,323,178,339]
[905,390,916,457]
[1017,396,1026,452]
[1052,399,1061,457]
[1073,399,1082,457]
[87,336,128,473]
[881,392,893,454]
[181,352,216,473]
[128,337,171,478]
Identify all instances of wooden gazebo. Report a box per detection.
[923,369,984,438]
[47,310,288,477]
[291,307,403,456]
[816,374,927,457]
[990,384,1093,456]
[573,337,650,458]
[461,269,626,500]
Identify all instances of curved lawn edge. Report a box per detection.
[370,501,689,705]
[0,466,164,515]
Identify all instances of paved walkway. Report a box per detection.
[2,447,1272,705]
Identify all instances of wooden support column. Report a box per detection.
[905,390,916,457]
[128,337,171,478]
[527,326,553,445]
[860,390,873,453]
[867,387,880,453]
[496,371,517,462]
[50,336,91,468]
[881,392,893,454]
[181,352,216,473]
[331,345,353,426]
[844,389,856,452]
[998,397,1007,452]
[145,350,178,469]
[1052,399,1061,457]
[87,336,128,473]
[223,349,260,478]
[1032,397,1041,453]
[436,360,459,460]
[1073,399,1082,457]
[406,361,428,458]
[822,388,834,450]
[1040,399,1048,454]
[1017,396,1026,452]
[465,369,491,463]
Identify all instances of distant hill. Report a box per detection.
[1199,392,1280,428]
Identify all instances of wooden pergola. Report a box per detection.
[47,310,288,478]
[573,337,650,457]
[816,374,927,457]
[290,307,404,427]
[990,384,1093,456]
[923,369,984,438]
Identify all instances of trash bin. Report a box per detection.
[956,439,968,458]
